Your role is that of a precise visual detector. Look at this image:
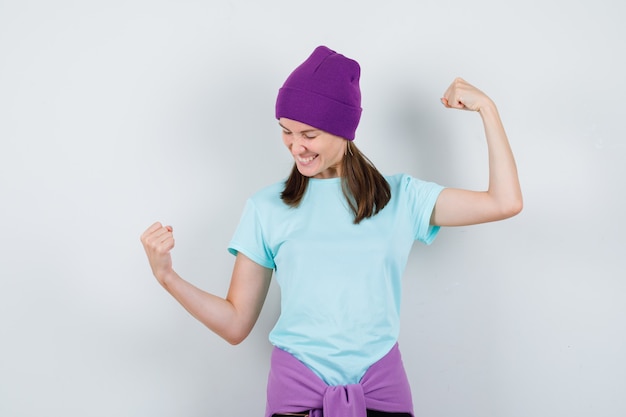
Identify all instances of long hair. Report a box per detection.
[280,141,391,224]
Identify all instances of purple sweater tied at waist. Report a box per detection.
[265,343,414,417]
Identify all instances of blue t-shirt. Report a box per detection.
[228,173,444,385]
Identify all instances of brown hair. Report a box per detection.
[280,141,391,224]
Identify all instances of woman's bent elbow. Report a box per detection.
[225,334,247,346]
[503,198,523,219]
[221,326,252,346]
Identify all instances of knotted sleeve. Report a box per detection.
[265,345,413,417]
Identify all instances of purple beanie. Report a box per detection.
[275,46,362,141]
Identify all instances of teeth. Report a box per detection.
[297,155,315,163]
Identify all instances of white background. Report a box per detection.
[1,1,624,416]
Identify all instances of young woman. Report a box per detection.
[140,45,522,417]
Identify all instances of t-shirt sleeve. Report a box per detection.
[227,199,276,269]
[403,175,445,245]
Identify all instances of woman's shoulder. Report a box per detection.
[384,173,408,182]
[383,173,413,189]
[384,173,445,194]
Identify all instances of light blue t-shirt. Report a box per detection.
[228,173,444,386]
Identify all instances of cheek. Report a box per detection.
[330,142,346,160]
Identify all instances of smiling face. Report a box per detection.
[279,118,348,179]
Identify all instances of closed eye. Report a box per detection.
[279,122,320,139]
[281,129,318,139]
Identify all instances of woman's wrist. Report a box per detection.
[477,97,497,116]
[155,268,179,289]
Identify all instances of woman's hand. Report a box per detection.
[441,77,493,112]
[140,222,175,283]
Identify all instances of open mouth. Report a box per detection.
[296,155,318,164]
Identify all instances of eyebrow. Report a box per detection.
[278,122,319,133]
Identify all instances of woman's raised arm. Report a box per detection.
[140,222,272,345]
[431,78,523,227]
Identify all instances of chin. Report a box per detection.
[297,169,318,178]
[295,164,318,178]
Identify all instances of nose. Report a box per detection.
[289,134,306,154]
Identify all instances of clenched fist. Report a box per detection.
[140,222,175,283]
[441,77,494,113]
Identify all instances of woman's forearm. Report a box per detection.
[479,101,523,216]
[157,269,244,345]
